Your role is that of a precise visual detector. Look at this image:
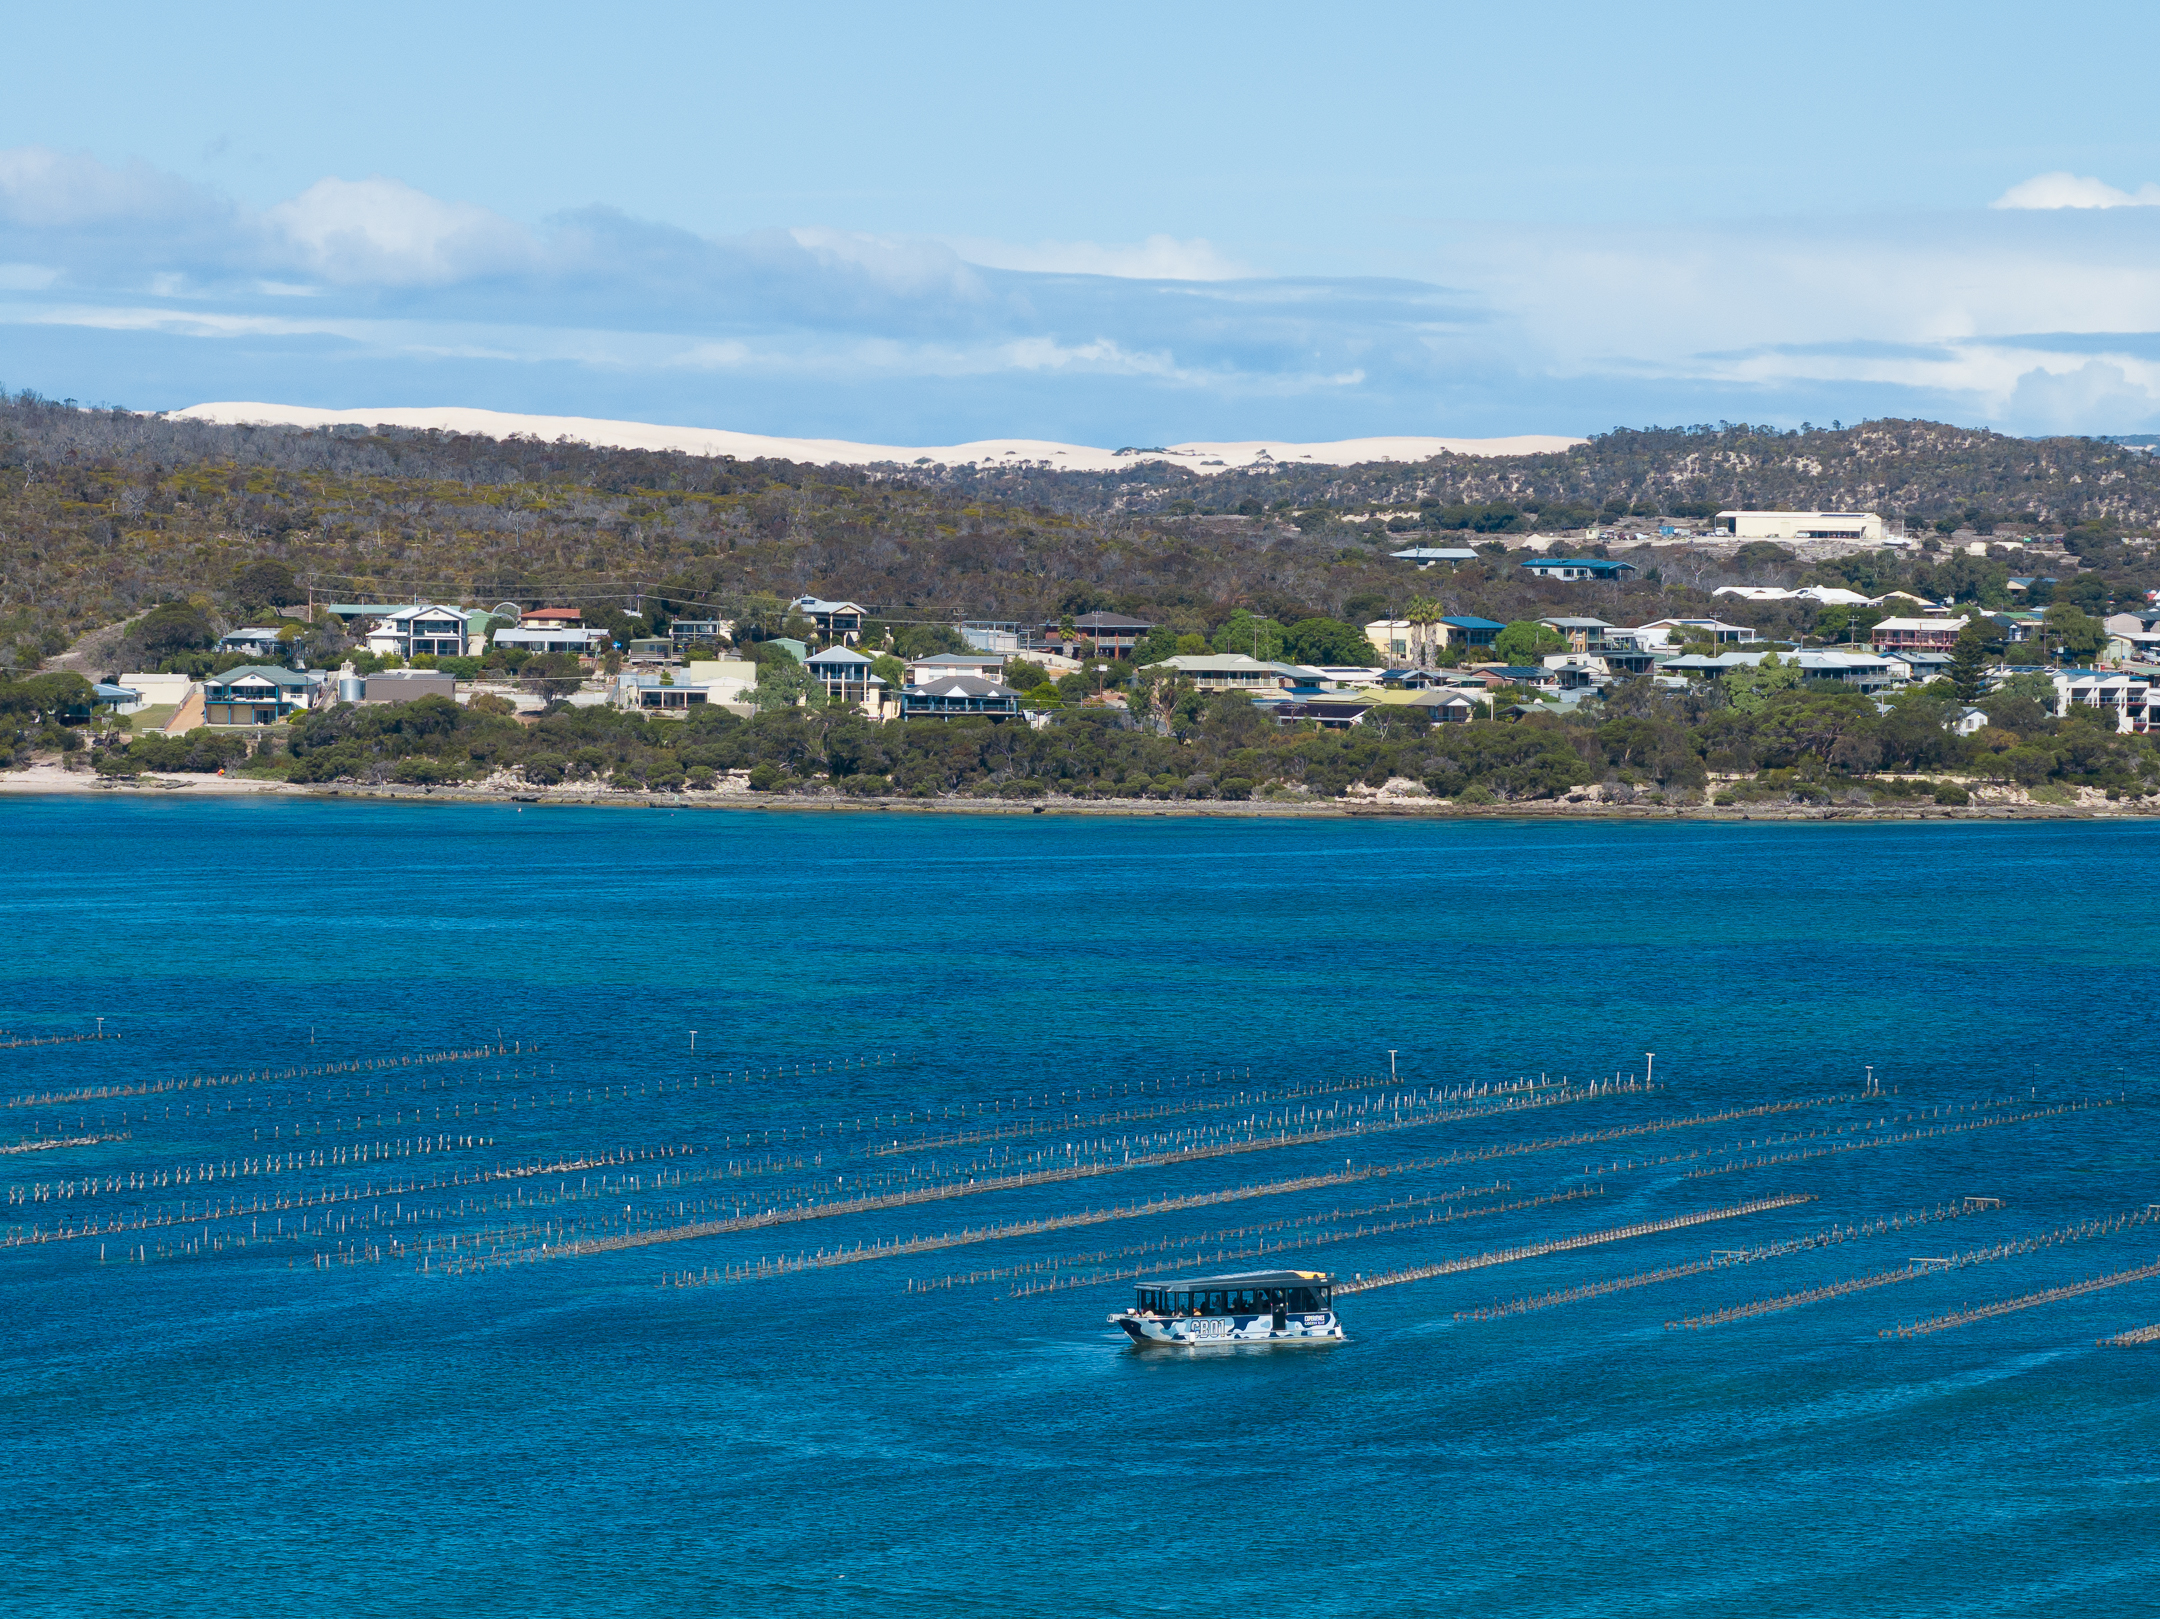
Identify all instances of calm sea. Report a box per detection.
[4,798,2156,1617]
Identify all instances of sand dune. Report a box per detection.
[172,403,1581,473]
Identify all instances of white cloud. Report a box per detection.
[0,146,220,229]
[264,176,534,285]
[1991,171,2160,210]
[951,234,1249,280]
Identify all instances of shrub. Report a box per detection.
[392,757,460,785]
[1216,776,1253,800]
[522,753,567,786]
[1932,781,1971,805]
[747,763,783,792]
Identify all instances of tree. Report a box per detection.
[1285,617,1373,666]
[1722,652,1803,715]
[232,559,298,613]
[123,602,215,667]
[752,660,824,712]
[870,653,907,690]
[1210,611,1285,662]
[1405,595,1441,668]
[1491,621,1565,664]
[2043,602,2106,663]
[1948,620,1993,703]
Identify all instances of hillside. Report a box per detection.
[4,395,2158,674]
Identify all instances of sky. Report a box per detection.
[6,0,2160,445]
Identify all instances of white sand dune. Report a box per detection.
[172,403,1581,473]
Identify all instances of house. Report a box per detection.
[1632,617,1762,646]
[1439,616,1506,649]
[1663,649,1903,695]
[1871,616,1970,652]
[520,607,584,629]
[1406,689,1482,722]
[357,669,456,704]
[321,602,409,628]
[1882,651,1954,683]
[627,638,673,663]
[1714,510,1886,541]
[2007,577,2059,595]
[1040,612,1154,658]
[1482,665,1561,690]
[790,596,867,643]
[1950,706,1990,736]
[669,618,733,650]
[111,672,194,714]
[1389,546,1480,567]
[1710,585,1877,606]
[960,621,1025,654]
[680,660,761,706]
[1539,654,1610,690]
[805,647,899,718]
[1307,666,1383,687]
[619,674,718,714]
[2054,671,2155,733]
[762,637,810,665]
[1258,691,1378,730]
[900,676,1021,720]
[1538,616,1615,651]
[1137,653,1317,691]
[203,665,317,725]
[365,604,474,660]
[1364,620,1416,660]
[1522,557,1637,582]
[493,625,608,656]
[907,652,1007,685]
[217,627,288,656]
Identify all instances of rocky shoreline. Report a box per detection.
[12,762,2154,822]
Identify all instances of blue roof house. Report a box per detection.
[1523,557,1638,581]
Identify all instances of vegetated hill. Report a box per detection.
[925,421,2160,535]
[0,393,1434,666]
[4,392,2158,673]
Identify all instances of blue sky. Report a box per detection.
[7,0,2160,442]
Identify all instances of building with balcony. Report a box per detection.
[203,666,318,725]
[365,604,473,660]
[1871,617,1970,652]
[790,596,867,643]
[1039,611,1154,658]
[900,676,1021,720]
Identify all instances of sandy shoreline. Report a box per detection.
[3,763,2149,822]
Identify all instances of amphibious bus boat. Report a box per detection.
[1109,1269,1344,1346]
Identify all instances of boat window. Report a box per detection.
[1288,1287,1316,1311]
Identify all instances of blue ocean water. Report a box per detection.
[4,797,2157,1617]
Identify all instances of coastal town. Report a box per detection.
[21,507,2160,812]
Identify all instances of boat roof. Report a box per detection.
[1135,1270,1331,1289]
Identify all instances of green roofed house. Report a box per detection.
[203,665,317,725]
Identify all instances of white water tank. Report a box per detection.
[338,675,366,703]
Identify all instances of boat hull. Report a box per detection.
[1112,1311,1343,1346]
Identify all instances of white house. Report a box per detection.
[365,604,473,659]
[1716,510,1886,541]
[493,625,608,655]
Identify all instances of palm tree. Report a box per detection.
[1406,595,1440,668]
